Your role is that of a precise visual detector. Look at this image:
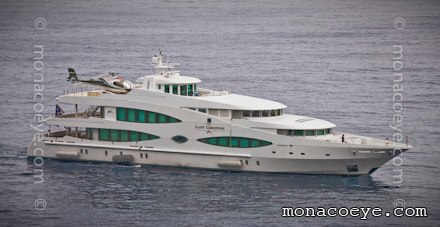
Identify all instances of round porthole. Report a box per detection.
[171,135,188,144]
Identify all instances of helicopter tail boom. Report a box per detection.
[67,68,79,83]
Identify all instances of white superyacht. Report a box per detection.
[28,52,411,175]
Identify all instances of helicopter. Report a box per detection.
[67,68,134,94]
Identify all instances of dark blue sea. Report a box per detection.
[1,0,439,226]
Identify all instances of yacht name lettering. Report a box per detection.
[194,125,225,131]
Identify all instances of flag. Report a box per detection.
[55,104,64,116]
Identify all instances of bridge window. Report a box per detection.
[116,107,181,123]
[305,130,315,136]
[180,85,187,96]
[284,128,332,137]
[172,85,178,95]
[219,110,229,118]
[294,130,304,136]
[209,109,219,116]
[240,109,284,118]
[164,85,170,93]
[197,137,272,148]
[188,84,193,96]
[232,110,242,119]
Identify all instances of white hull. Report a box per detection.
[32,53,411,176]
[28,138,403,175]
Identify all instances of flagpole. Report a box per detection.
[75,104,78,138]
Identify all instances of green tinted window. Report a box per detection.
[95,128,159,142]
[111,129,119,141]
[158,114,167,123]
[198,137,271,148]
[325,128,331,134]
[172,85,178,94]
[294,130,304,136]
[305,130,315,136]
[188,84,193,96]
[231,137,239,147]
[99,129,109,141]
[87,128,93,140]
[316,129,324,135]
[140,133,149,141]
[164,85,170,93]
[130,131,139,141]
[148,112,156,123]
[180,85,187,96]
[127,109,136,122]
[250,139,260,147]
[117,107,126,121]
[120,130,128,142]
[207,137,218,145]
[138,110,146,123]
[239,138,250,148]
[218,137,229,147]
[116,108,181,124]
[261,141,272,146]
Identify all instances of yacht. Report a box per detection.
[27,52,411,175]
